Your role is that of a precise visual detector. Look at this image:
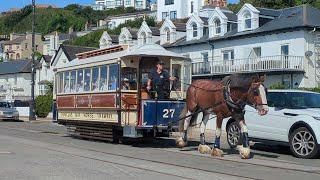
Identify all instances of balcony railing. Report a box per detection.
[192,55,304,76]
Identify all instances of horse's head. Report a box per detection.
[247,75,269,116]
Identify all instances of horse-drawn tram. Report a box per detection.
[54,44,191,142]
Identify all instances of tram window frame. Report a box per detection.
[57,72,64,94]
[99,65,108,92]
[77,69,84,93]
[108,64,119,91]
[70,70,77,93]
[64,71,70,93]
[91,67,100,92]
[84,68,92,92]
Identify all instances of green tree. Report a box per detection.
[64,4,81,11]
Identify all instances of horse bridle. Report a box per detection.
[247,82,268,108]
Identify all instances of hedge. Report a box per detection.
[35,94,53,118]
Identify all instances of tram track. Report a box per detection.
[1,124,320,179]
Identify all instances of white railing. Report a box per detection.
[192,55,304,76]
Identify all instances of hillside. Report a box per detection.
[0,5,147,35]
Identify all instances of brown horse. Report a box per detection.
[176,74,269,159]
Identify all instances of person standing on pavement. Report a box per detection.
[147,60,176,99]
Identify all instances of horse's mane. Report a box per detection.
[223,74,260,90]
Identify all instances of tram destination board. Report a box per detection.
[59,111,118,122]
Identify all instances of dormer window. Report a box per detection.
[214,19,221,35]
[192,23,197,37]
[243,11,252,29]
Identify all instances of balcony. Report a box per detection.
[192,55,304,76]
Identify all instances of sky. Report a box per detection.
[0,0,240,13]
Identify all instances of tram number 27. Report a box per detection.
[163,109,175,118]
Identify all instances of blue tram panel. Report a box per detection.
[142,100,185,127]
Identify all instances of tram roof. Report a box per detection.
[56,43,190,70]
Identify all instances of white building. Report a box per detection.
[156,0,227,21]
[104,10,156,29]
[43,30,77,56]
[98,3,320,89]
[162,4,320,88]
[93,0,149,10]
[0,60,32,102]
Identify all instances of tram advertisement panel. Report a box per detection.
[142,100,185,127]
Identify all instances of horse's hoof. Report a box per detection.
[210,148,224,157]
[239,147,251,159]
[176,137,187,148]
[198,144,211,154]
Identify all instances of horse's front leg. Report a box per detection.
[238,120,251,159]
[198,113,211,154]
[211,115,224,157]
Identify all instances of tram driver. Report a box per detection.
[147,60,176,99]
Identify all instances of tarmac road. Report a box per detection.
[1,121,320,180]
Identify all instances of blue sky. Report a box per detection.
[0,0,240,13]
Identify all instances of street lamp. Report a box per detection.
[29,0,36,121]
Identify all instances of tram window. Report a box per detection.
[99,65,108,91]
[91,67,99,92]
[172,64,181,91]
[84,68,91,92]
[109,64,119,90]
[57,72,63,93]
[70,71,76,93]
[64,71,70,93]
[122,67,137,90]
[77,69,84,92]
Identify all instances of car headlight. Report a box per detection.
[313,116,320,121]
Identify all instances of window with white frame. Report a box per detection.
[243,11,252,30]
[281,44,289,56]
[214,19,221,35]
[191,1,194,13]
[170,11,177,20]
[141,32,147,44]
[136,0,143,7]
[162,12,168,20]
[39,84,48,95]
[164,28,170,43]
[202,52,209,62]
[125,0,131,5]
[222,50,235,65]
[192,23,197,38]
[165,0,174,5]
[252,47,261,58]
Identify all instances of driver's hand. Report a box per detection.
[169,77,177,81]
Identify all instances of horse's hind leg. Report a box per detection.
[176,110,192,148]
[198,113,211,154]
[211,115,224,157]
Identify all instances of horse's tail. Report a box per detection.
[178,106,199,132]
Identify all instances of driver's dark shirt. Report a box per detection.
[148,69,170,99]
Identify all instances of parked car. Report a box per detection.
[225,90,320,159]
[0,101,19,121]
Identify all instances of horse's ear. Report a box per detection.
[259,74,267,82]
[251,75,259,83]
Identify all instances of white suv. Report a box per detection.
[226,90,320,159]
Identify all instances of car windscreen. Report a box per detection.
[285,92,320,109]
[0,102,12,108]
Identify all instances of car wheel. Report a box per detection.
[289,127,319,159]
[227,121,242,149]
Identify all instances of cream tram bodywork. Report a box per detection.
[54,44,190,141]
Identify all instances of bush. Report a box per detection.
[269,82,286,89]
[35,94,52,118]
